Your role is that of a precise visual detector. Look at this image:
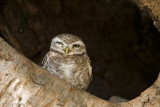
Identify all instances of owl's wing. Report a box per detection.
[41,53,48,67]
[87,56,92,81]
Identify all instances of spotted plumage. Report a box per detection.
[41,34,92,90]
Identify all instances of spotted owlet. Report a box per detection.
[41,34,92,90]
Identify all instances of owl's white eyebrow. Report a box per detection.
[52,37,63,43]
[71,41,84,45]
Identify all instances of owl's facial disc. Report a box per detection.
[50,36,86,55]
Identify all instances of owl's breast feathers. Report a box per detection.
[42,51,92,90]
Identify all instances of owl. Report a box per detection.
[41,34,92,90]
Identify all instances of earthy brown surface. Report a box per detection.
[0,0,160,101]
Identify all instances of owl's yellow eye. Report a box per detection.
[73,44,80,48]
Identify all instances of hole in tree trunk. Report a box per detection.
[0,0,159,101]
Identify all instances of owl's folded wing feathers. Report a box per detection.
[87,56,92,82]
[41,53,48,67]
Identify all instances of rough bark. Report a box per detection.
[0,37,160,106]
[133,0,160,32]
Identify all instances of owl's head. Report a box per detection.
[50,34,87,55]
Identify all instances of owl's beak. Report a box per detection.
[65,47,69,54]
